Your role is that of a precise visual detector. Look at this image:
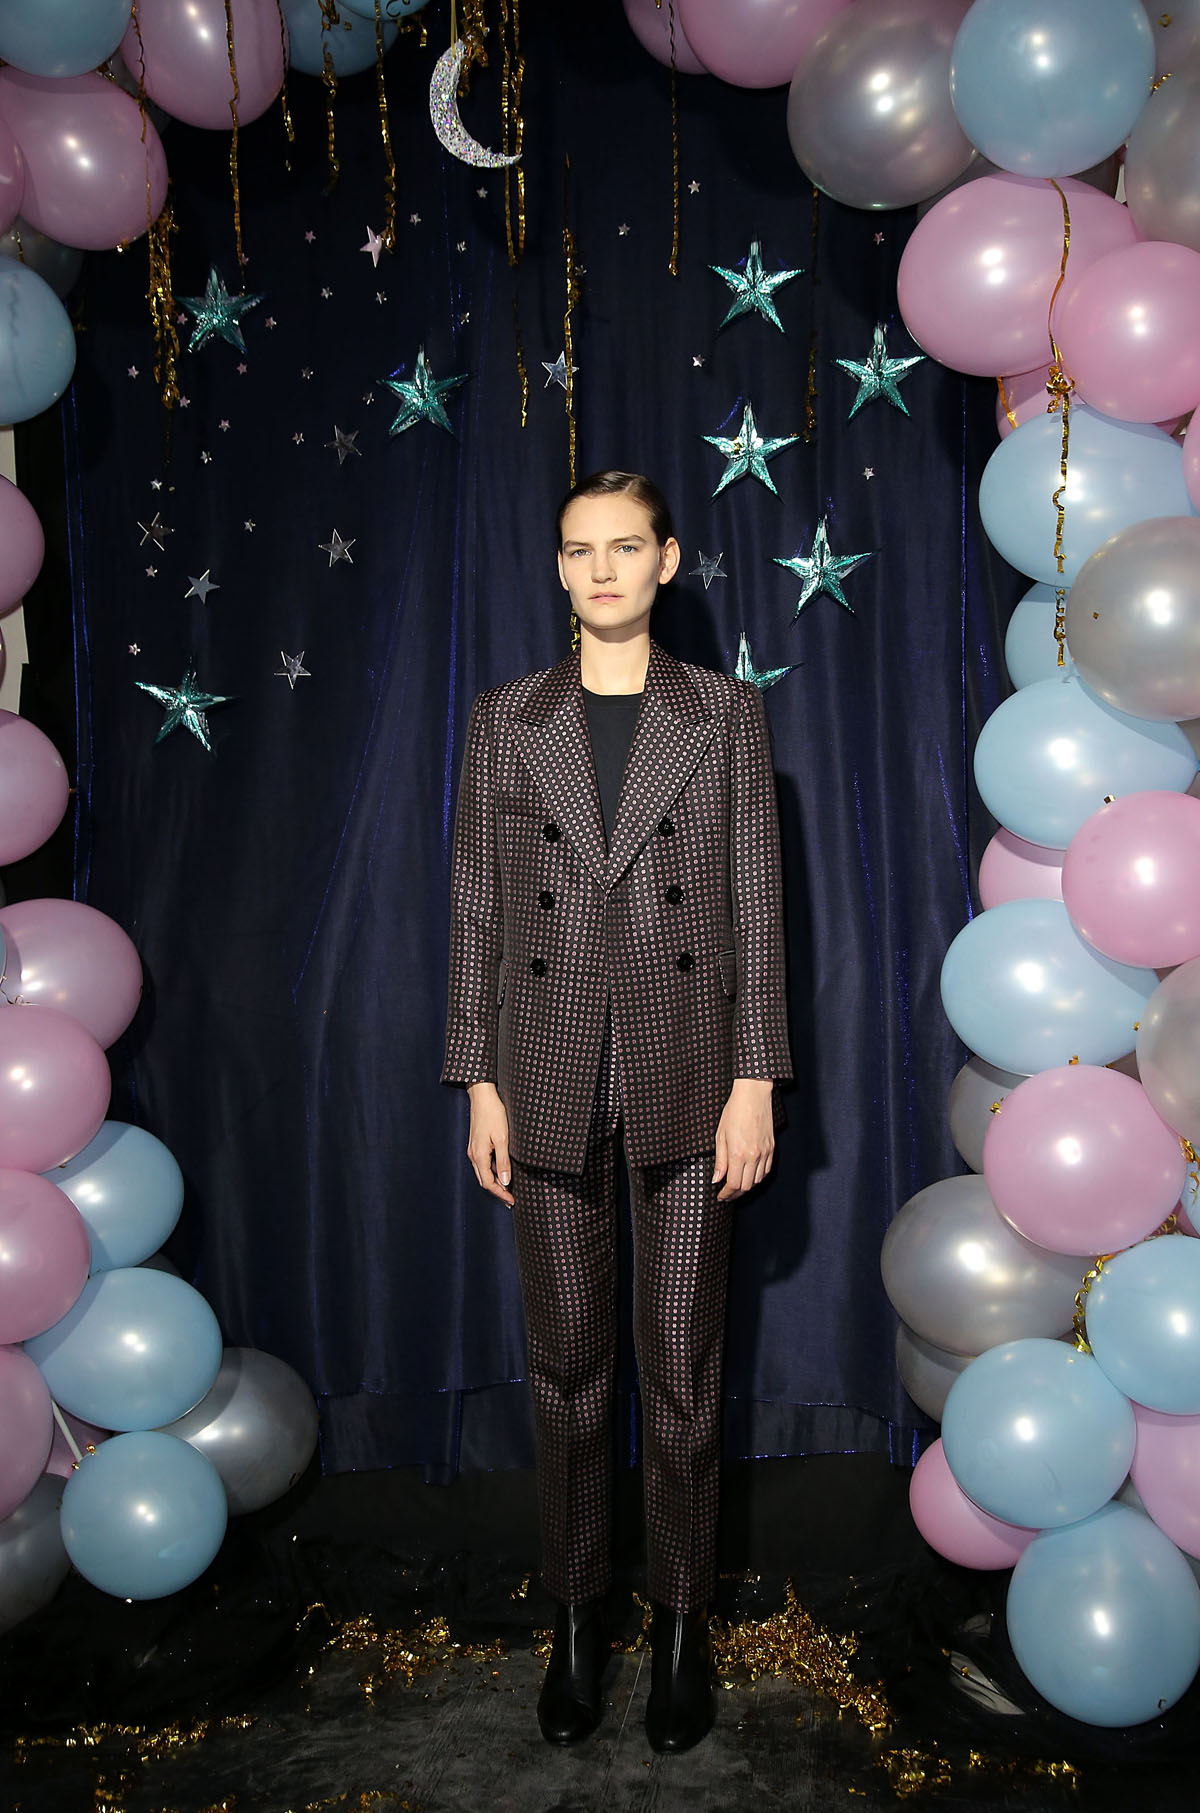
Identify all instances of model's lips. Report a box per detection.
[590,591,622,600]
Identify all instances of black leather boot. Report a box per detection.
[644,1602,714,1753]
[536,1598,610,1744]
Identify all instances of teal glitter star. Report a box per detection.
[834,324,925,419]
[379,346,468,436]
[179,267,265,355]
[710,240,803,334]
[135,664,232,752]
[734,631,797,692]
[774,517,874,616]
[702,401,798,497]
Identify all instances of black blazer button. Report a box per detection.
[530,956,547,977]
[538,889,555,910]
[658,816,675,837]
[676,951,694,972]
[666,884,683,905]
[542,820,560,843]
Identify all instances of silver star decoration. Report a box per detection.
[145,566,157,578]
[380,346,468,436]
[319,528,355,566]
[774,517,875,616]
[702,401,797,497]
[618,223,630,236]
[127,365,138,378]
[688,179,701,194]
[137,511,172,549]
[710,240,803,334]
[835,324,925,419]
[734,632,797,692]
[362,226,383,265]
[244,519,256,532]
[690,551,727,591]
[542,350,577,391]
[184,570,219,603]
[276,651,311,690]
[178,266,265,355]
[129,643,140,655]
[326,425,361,465]
[135,664,231,752]
[150,479,162,490]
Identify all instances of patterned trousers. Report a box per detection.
[510,1012,732,1614]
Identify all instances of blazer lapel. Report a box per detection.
[606,642,717,887]
[512,653,609,890]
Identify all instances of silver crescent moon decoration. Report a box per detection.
[429,40,521,169]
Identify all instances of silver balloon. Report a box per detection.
[1125,66,1200,251]
[880,1175,1086,1356]
[895,1323,976,1419]
[787,0,975,211]
[946,1055,1022,1173]
[1136,958,1200,1144]
[0,1474,69,1637]
[0,215,83,298]
[1066,516,1200,722]
[157,1347,319,1515]
[1146,0,1200,81]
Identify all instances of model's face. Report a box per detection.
[558,493,680,639]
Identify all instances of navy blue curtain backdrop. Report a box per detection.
[53,3,1013,1478]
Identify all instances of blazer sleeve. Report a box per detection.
[729,682,793,1084]
[442,693,503,1087]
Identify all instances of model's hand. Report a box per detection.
[467,1081,515,1206]
[713,1078,775,1202]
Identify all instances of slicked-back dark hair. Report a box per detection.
[555,470,675,547]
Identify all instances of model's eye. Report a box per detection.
[568,547,589,557]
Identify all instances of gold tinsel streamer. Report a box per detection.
[128,4,180,412]
[803,185,821,442]
[1045,178,1075,578]
[323,1610,507,1699]
[374,0,397,252]
[223,0,246,271]
[996,373,1018,432]
[1054,586,1067,666]
[319,1,342,193]
[512,294,529,428]
[655,0,681,277]
[712,1580,892,1732]
[276,0,295,164]
[453,0,490,86]
[499,0,526,265]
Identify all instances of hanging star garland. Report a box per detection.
[703,402,798,497]
[379,347,468,436]
[774,517,875,616]
[135,664,231,752]
[179,267,265,355]
[326,426,361,465]
[184,570,219,603]
[835,324,925,419]
[319,529,355,566]
[276,652,311,690]
[710,240,804,334]
[137,511,172,549]
[690,551,728,591]
[734,632,797,692]
[542,350,578,391]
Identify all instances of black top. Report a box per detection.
[581,686,643,848]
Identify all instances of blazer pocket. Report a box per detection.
[718,948,738,1000]
[497,957,510,1007]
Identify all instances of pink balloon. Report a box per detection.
[978,828,1064,908]
[0,1005,110,1172]
[622,0,709,73]
[0,899,142,1049]
[0,112,24,236]
[995,364,1053,439]
[678,0,852,87]
[0,1169,89,1345]
[898,173,1138,377]
[1186,419,1200,513]
[910,1438,1036,1569]
[1055,241,1200,424]
[0,476,44,614]
[121,0,287,131]
[983,1064,1187,1256]
[0,709,69,866]
[1132,1404,1200,1558]
[0,1344,52,1521]
[45,1407,108,1479]
[1063,791,1200,968]
[0,69,167,252]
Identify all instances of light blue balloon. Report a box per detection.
[0,0,132,78]
[281,0,399,76]
[974,674,1196,849]
[1087,1236,1200,1414]
[340,0,430,16]
[950,0,1154,178]
[942,1337,1135,1527]
[45,1121,184,1272]
[0,259,76,424]
[1007,1504,1200,1726]
[60,1432,227,1601]
[979,408,1197,588]
[1005,583,1075,689]
[24,1268,222,1432]
[940,899,1156,1075]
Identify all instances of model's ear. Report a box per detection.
[556,548,569,592]
[658,537,681,585]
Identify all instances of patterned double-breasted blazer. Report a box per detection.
[442,639,792,1173]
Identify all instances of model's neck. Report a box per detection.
[579,628,650,696]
